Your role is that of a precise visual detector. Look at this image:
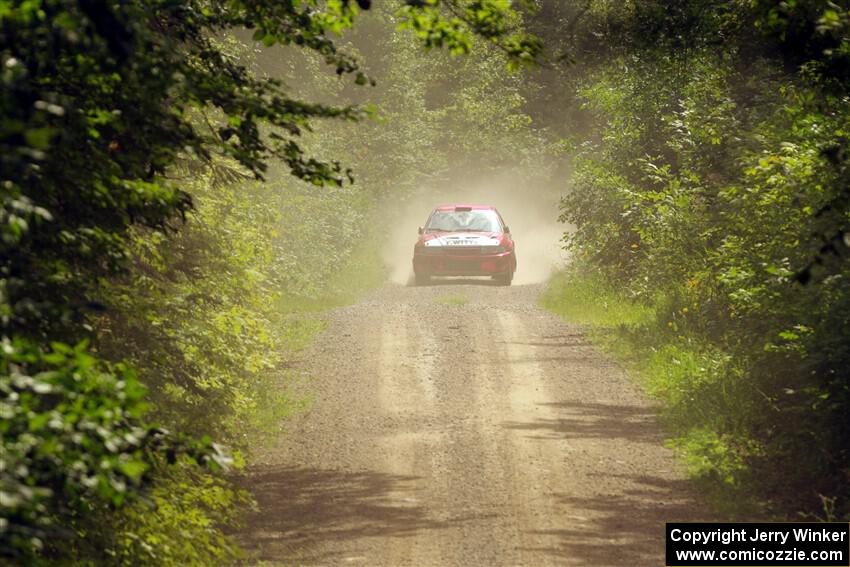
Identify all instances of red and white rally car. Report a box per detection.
[412,204,517,286]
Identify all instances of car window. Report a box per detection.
[426,210,502,232]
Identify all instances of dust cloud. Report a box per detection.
[381,170,571,286]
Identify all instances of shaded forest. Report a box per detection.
[2,0,850,564]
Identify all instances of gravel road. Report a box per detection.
[240,281,707,566]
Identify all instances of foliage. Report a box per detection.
[1,0,545,560]
[2,0,368,348]
[0,0,369,557]
[96,165,287,443]
[550,0,850,517]
[97,467,248,566]
[0,338,229,561]
[396,0,543,69]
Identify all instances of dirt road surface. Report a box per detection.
[240,282,707,566]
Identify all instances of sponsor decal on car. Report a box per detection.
[425,234,501,247]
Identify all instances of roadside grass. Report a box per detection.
[540,268,654,328]
[540,266,763,519]
[435,293,469,306]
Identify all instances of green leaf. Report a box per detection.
[118,460,148,480]
[24,127,54,149]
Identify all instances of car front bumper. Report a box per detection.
[413,251,515,276]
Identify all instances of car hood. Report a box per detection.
[421,232,503,247]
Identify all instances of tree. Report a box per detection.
[0,0,541,561]
[548,0,850,516]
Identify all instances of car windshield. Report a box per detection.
[426,209,502,232]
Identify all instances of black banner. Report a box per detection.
[666,523,850,566]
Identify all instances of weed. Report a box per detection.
[435,294,469,306]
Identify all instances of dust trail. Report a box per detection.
[381,170,571,286]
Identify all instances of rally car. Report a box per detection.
[412,204,517,286]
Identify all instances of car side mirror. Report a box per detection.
[418,227,424,235]
[504,226,511,234]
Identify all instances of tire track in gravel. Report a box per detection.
[496,308,565,564]
[240,282,711,566]
[376,306,444,566]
